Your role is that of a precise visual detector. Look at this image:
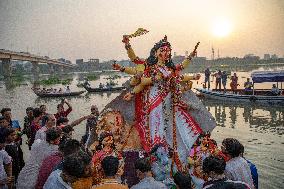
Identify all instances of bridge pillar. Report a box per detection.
[1,58,12,78]
[48,64,54,75]
[31,61,40,75]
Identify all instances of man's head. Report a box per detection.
[26,107,34,117]
[33,108,43,119]
[221,138,242,158]
[61,125,74,142]
[1,127,16,143]
[59,139,81,157]
[1,108,12,121]
[63,151,93,178]
[173,171,191,189]
[247,78,250,82]
[46,127,62,145]
[273,84,276,88]
[0,116,9,128]
[57,104,64,113]
[203,156,226,178]
[45,114,56,128]
[101,156,119,177]
[39,105,47,114]
[134,158,152,180]
[91,105,99,115]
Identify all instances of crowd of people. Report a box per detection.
[0,100,99,189]
[33,86,71,94]
[0,99,258,189]
[204,68,239,93]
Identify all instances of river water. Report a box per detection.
[0,66,283,188]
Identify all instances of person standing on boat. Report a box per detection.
[221,71,228,92]
[65,86,71,93]
[204,68,211,89]
[244,78,253,95]
[270,84,280,96]
[230,73,239,94]
[215,70,222,91]
[99,83,104,89]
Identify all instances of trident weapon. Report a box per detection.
[193,42,200,54]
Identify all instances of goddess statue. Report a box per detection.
[113,34,204,171]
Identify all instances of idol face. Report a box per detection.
[156,45,171,62]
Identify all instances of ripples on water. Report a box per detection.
[0,71,283,189]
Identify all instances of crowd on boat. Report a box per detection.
[204,68,282,95]
[0,100,258,189]
[33,86,72,94]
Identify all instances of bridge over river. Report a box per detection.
[0,49,75,77]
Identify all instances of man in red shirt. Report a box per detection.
[54,99,72,120]
[35,139,81,189]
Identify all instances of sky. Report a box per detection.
[0,0,283,62]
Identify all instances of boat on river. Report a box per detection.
[83,85,125,92]
[34,91,85,97]
[196,70,284,105]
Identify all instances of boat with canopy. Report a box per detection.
[196,70,284,105]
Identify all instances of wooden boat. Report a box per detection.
[83,85,125,92]
[196,70,284,106]
[34,91,85,97]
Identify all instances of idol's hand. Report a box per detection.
[188,51,197,60]
[123,92,133,101]
[122,35,130,44]
[194,74,201,80]
[112,63,122,70]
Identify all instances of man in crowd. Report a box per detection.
[35,139,81,189]
[1,108,21,132]
[17,128,62,189]
[131,158,167,189]
[23,107,34,144]
[202,156,251,189]
[54,99,72,120]
[35,114,56,141]
[29,108,43,149]
[2,127,25,182]
[44,151,93,189]
[93,156,128,189]
[0,116,9,128]
[0,128,14,189]
[221,138,255,188]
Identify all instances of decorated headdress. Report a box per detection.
[147,35,175,69]
[154,35,171,50]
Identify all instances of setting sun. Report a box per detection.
[212,18,232,37]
